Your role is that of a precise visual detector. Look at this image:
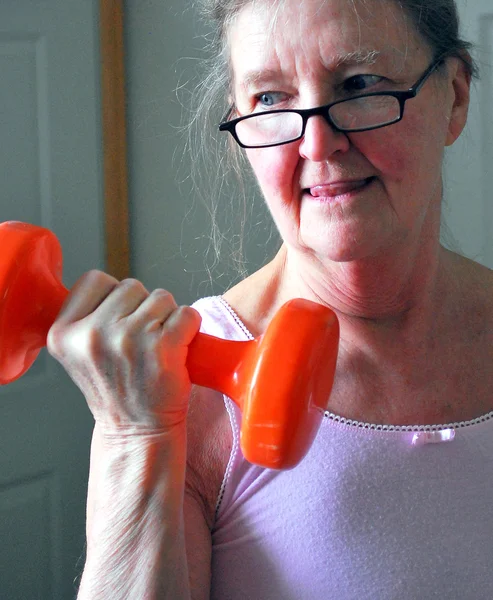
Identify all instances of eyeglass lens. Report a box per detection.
[235,95,401,146]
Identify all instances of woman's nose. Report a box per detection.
[299,114,350,161]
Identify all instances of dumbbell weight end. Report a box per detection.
[0,222,67,384]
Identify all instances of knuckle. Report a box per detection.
[151,288,172,299]
[119,278,147,293]
[108,325,135,357]
[48,322,105,361]
[85,269,118,286]
[70,271,119,304]
[177,305,201,325]
[150,288,176,307]
[47,322,66,357]
[76,326,105,358]
[159,306,201,344]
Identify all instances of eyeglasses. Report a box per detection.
[219,58,444,149]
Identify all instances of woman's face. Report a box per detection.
[228,0,469,264]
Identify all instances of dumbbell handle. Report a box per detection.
[19,274,254,410]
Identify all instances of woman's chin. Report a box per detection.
[314,246,375,264]
[299,225,387,264]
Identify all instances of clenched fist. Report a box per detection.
[47,270,201,434]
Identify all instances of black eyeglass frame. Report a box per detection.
[218,57,445,149]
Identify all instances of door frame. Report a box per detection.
[100,0,130,280]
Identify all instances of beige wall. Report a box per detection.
[124,0,279,304]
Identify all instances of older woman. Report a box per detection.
[48,0,493,598]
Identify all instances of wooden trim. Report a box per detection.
[100,0,130,279]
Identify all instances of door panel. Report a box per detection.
[0,1,104,598]
[0,35,47,224]
[0,474,58,599]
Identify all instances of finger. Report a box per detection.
[94,278,149,322]
[56,270,119,325]
[160,306,202,347]
[128,289,178,329]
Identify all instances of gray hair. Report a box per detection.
[186,0,478,282]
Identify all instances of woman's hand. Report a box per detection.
[47,270,202,434]
[48,272,198,599]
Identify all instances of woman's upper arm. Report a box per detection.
[184,385,233,600]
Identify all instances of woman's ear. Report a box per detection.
[445,56,472,147]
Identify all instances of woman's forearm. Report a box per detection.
[78,426,191,600]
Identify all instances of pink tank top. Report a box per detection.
[193,296,493,599]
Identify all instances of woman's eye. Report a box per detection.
[343,74,384,94]
[256,92,285,108]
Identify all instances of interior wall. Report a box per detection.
[124,0,279,305]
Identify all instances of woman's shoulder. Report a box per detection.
[186,286,260,524]
[446,251,493,367]
[449,251,493,313]
[222,250,287,337]
[185,263,284,524]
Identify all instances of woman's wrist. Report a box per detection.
[80,424,190,599]
[96,421,188,451]
[87,423,187,534]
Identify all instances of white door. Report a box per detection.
[444,0,493,268]
[0,1,104,598]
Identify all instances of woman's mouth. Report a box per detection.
[307,177,376,198]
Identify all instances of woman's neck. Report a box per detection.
[224,237,493,424]
[277,242,486,424]
[281,236,456,350]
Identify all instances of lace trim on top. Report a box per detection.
[218,296,493,433]
[215,389,241,516]
[324,409,493,432]
[214,297,253,518]
[218,296,255,341]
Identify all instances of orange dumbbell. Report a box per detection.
[0,221,339,469]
